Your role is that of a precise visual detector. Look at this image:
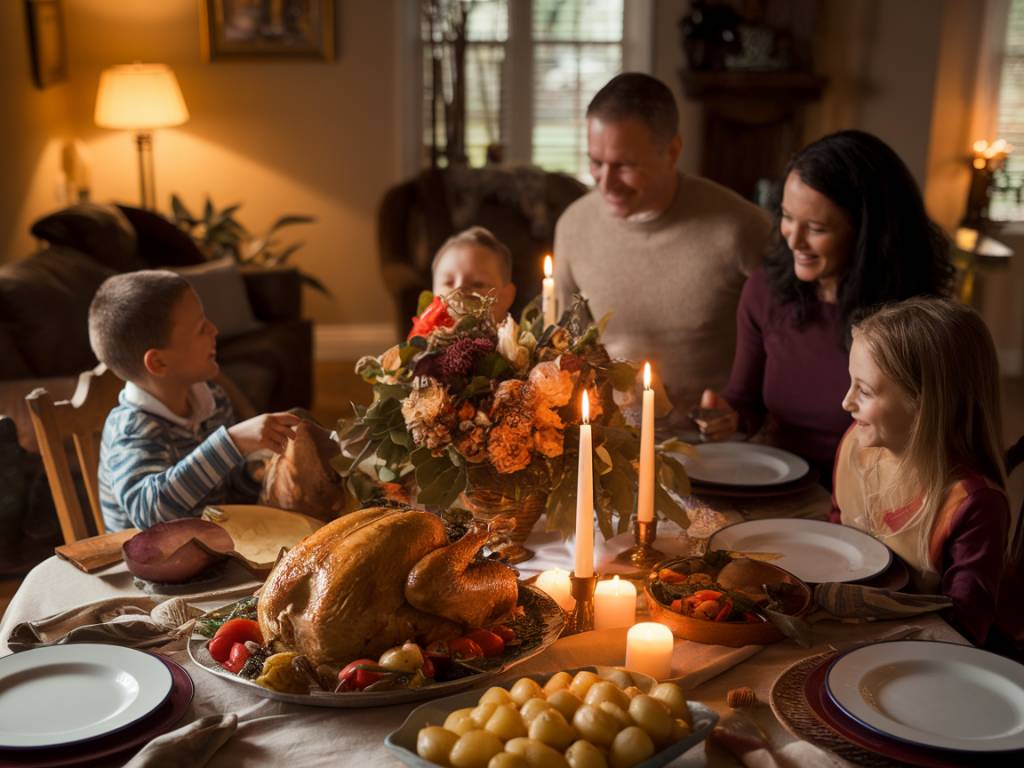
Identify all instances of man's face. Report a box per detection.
[586,116,682,218]
[433,242,516,320]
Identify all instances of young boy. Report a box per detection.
[431,226,516,321]
[89,270,299,531]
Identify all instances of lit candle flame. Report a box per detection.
[973,139,989,155]
[582,390,590,424]
[544,254,553,279]
[643,362,651,390]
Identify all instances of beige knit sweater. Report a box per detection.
[554,173,771,412]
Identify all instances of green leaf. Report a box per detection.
[389,428,413,448]
[417,290,434,316]
[462,376,494,398]
[266,214,316,234]
[594,444,613,475]
[170,194,194,225]
[417,463,466,507]
[299,272,331,296]
[474,352,509,379]
[271,242,304,265]
[595,311,613,336]
[607,361,638,391]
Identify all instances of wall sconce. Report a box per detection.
[94,63,189,210]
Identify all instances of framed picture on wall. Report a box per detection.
[200,0,335,61]
[25,0,68,88]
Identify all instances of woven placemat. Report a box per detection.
[770,651,908,768]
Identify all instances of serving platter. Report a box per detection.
[672,443,809,487]
[707,518,891,583]
[384,666,719,768]
[0,644,173,750]
[188,584,564,708]
[826,641,1024,753]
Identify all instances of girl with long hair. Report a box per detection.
[835,298,1019,648]
[699,130,954,485]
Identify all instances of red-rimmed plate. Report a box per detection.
[0,654,194,768]
[805,654,1022,767]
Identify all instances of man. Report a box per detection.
[554,73,770,416]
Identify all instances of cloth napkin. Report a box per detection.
[6,596,201,652]
[123,714,238,768]
[708,708,849,768]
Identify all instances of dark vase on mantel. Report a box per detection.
[679,0,742,72]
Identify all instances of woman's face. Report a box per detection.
[780,171,855,293]
[842,334,916,455]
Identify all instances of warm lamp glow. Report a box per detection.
[973,139,989,154]
[95,63,189,130]
[543,254,553,279]
[581,390,590,424]
[643,362,651,390]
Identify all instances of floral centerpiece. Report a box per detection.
[333,292,691,542]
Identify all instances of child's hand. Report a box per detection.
[228,413,301,456]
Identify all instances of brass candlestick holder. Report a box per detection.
[614,518,665,569]
[563,572,598,635]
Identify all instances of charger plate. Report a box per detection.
[0,644,172,749]
[188,584,564,708]
[385,666,718,768]
[826,641,1024,753]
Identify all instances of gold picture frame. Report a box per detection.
[199,0,334,62]
[25,0,68,88]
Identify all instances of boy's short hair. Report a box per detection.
[431,226,513,283]
[88,270,192,381]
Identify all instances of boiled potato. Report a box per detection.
[472,702,501,728]
[417,726,459,765]
[565,739,609,768]
[568,670,601,699]
[446,708,480,736]
[571,704,619,747]
[504,737,532,756]
[621,686,642,700]
[489,753,530,768]
[542,671,573,695]
[546,689,582,721]
[609,726,655,768]
[486,704,528,741]
[520,697,554,726]
[481,686,515,706]
[597,701,633,730]
[503,738,569,768]
[649,682,689,722]
[510,677,544,706]
[670,717,692,742]
[600,669,634,690]
[450,730,504,768]
[627,696,673,746]
[528,708,576,751]
[584,681,630,711]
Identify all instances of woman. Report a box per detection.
[698,130,954,486]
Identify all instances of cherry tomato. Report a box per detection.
[212,618,263,648]
[448,637,484,662]
[222,642,251,674]
[421,655,436,679]
[425,640,452,660]
[337,659,383,691]
[490,625,516,643]
[207,634,234,663]
[670,598,684,612]
[713,599,734,623]
[465,629,504,658]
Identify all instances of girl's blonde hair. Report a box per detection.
[853,298,1010,557]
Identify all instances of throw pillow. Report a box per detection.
[116,205,207,268]
[30,203,143,273]
[173,258,263,339]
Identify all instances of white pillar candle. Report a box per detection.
[594,575,637,630]
[542,254,556,328]
[625,622,674,681]
[574,391,594,578]
[536,568,574,612]
[637,362,655,523]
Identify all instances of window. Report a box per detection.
[991,0,1024,219]
[416,0,650,180]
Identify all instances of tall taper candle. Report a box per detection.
[637,362,655,523]
[542,254,556,327]
[575,390,594,578]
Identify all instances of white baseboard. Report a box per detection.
[999,347,1023,377]
[314,323,397,362]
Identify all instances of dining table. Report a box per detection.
[0,483,968,767]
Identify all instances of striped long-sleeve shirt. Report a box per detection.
[99,381,260,531]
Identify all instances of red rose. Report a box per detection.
[408,295,454,340]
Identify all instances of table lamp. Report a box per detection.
[94,63,189,210]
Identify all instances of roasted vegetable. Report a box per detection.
[255,652,307,693]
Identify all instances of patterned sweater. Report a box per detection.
[99,381,260,531]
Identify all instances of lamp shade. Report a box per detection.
[94,63,189,130]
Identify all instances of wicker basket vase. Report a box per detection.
[460,487,547,564]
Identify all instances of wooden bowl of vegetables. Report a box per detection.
[644,552,811,647]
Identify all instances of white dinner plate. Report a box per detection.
[707,518,891,583]
[826,640,1024,752]
[672,443,809,486]
[0,643,173,749]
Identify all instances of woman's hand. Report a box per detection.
[693,389,739,441]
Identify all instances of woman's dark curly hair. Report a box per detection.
[764,130,954,346]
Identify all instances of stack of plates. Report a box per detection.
[807,641,1024,765]
[671,443,817,497]
[0,644,193,767]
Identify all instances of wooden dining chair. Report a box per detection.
[26,364,124,544]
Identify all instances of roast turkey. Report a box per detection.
[259,420,346,521]
[256,506,518,666]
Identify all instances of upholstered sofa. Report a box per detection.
[0,202,313,572]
